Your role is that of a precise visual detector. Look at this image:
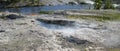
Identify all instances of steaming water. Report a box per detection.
[39,20,92,36]
[38,19,120,47]
[39,21,80,36]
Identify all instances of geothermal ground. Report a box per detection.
[0,10,120,51]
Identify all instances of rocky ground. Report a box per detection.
[0,0,94,8]
[0,10,120,51]
[39,0,94,5]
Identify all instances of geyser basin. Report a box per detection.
[35,16,120,48]
[36,18,79,35]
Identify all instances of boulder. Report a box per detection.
[0,14,24,19]
[5,14,24,19]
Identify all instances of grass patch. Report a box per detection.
[67,11,120,21]
[102,12,120,21]
[106,48,120,51]
[68,15,109,21]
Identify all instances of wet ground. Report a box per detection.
[0,10,120,51]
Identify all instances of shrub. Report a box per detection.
[79,2,87,4]
[94,0,102,9]
[103,0,115,9]
[68,2,76,5]
[39,11,53,14]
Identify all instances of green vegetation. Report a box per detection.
[94,0,102,9]
[3,0,40,4]
[79,2,87,4]
[104,0,115,9]
[68,15,109,21]
[68,2,76,5]
[105,48,120,51]
[39,11,53,14]
[94,0,115,9]
[67,11,120,21]
[1,0,44,8]
[58,0,63,3]
[7,0,19,3]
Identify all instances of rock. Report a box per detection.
[0,30,5,32]
[5,14,24,19]
[0,13,24,20]
[65,36,92,45]
[54,11,67,15]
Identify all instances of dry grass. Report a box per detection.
[67,10,120,21]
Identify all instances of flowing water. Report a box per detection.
[0,4,93,15]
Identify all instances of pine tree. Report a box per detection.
[94,0,102,9]
[103,0,115,9]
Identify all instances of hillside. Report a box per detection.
[0,0,94,8]
[39,0,94,5]
[1,0,120,8]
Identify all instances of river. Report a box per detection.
[0,4,93,15]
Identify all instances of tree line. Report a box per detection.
[0,0,40,5]
[0,0,115,9]
[94,0,115,9]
